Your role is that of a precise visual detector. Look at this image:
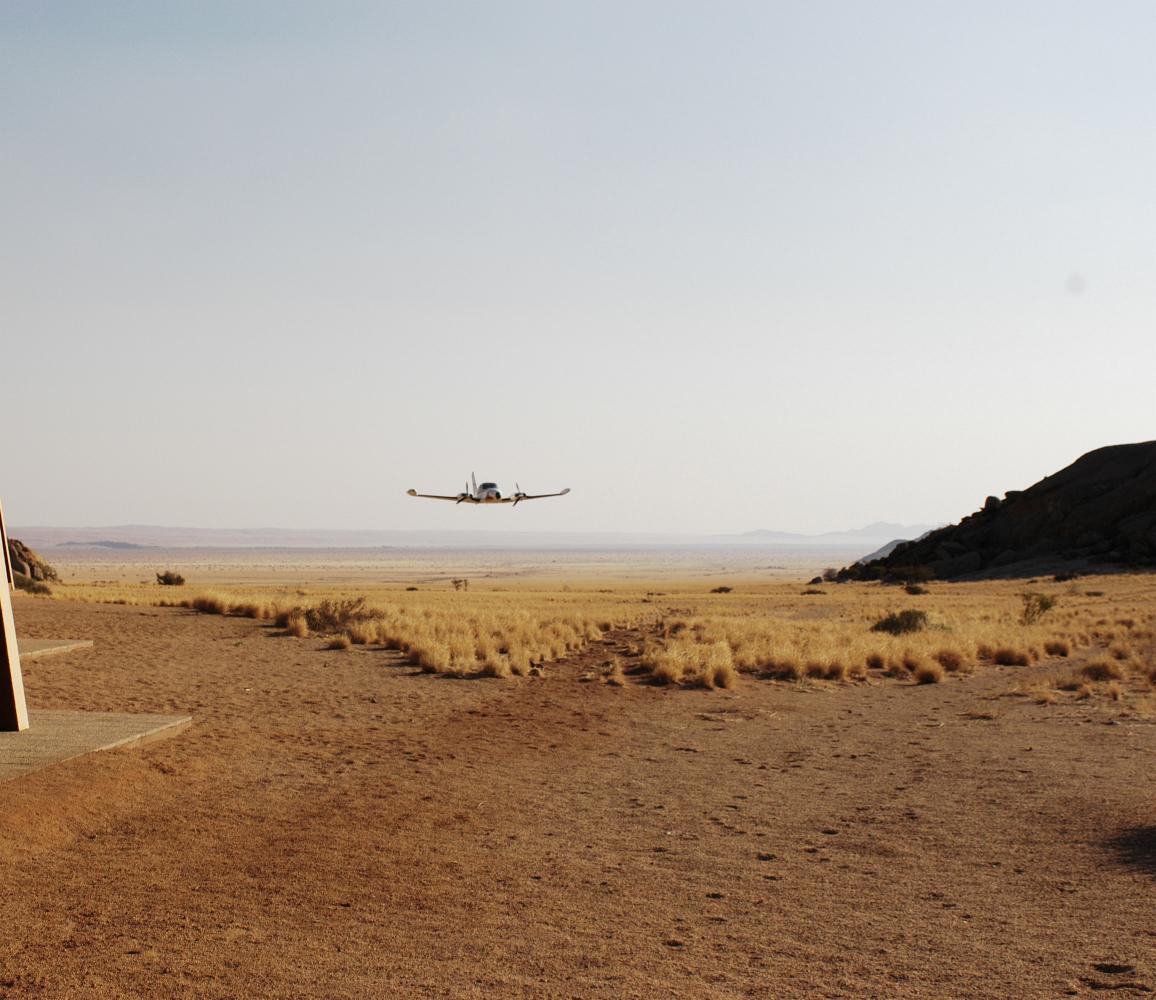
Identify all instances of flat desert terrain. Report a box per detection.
[2,563,1154,998]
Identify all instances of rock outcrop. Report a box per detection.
[845,441,1156,580]
[6,539,59,583]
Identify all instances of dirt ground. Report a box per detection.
[1,597,1153,998]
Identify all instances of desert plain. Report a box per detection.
[2,548,1154,998]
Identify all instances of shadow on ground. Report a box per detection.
[1106,826,1156,877]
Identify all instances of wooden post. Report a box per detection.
[0,497,11,589]
[0,498,29,731]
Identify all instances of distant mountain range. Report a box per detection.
[11,521,938,552]
[739,522,937,547]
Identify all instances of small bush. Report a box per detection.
[1020,591,1057,625]
[13,574,51,596]
[1081,659,1123,682]
[1044,639,1070,657]
[1108,643,1132,661]
[905,584,929,596]
[306,597,370,632]
[801,588,826,596]
[327,634,352,651]
[871,610,929,635]
[822,567,839,583]
[710,586,733,594]
[405,586,418,592]
[1085,590,1105,598]
[604,659,625,686]
[156,570,185,586]
[992,647,1030,667]
[865,652,886,670]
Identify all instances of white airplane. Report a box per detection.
[407,473,571,506]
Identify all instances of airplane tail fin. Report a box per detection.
[471,471,477,496]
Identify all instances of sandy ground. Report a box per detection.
[1,597,1153,998]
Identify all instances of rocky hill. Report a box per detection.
[844,441,1156,580]
[6,538,59,583]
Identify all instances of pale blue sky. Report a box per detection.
[3,2,1153,534]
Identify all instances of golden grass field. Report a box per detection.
[5,551,1156,997]
[44,552,1156,706]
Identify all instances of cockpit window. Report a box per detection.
[480,482,497,489]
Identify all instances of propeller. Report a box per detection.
[513,481,526,506]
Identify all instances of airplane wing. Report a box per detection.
[514,488,571,502]
[406,489,479,503]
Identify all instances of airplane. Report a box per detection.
[407,473,571,506]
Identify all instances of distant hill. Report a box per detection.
[857,530,936,564]
[740,522,938,547]
[57,540,153,550]
[846,441,1156,579]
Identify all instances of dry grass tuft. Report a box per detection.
[914,662,944,684]
[285,613,309,638]
[1082,658,1124,682]
[326,634,352,651]
[346,621,377,645]
[762,657,803,682]
[865,652,886,671]
[884,657,910,678]
[992,647,1030,667]
[901,650,924,673]
[932,648,965,672]
[191,593,229,615]
[1044,639,1070,657]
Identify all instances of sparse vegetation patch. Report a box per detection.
[871,610,929,635]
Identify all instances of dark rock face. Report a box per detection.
[6,539,59,583]
[860,441,1156,579]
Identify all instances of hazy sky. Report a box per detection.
[3,1,1154,535]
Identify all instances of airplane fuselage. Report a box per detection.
[473,482,502,502]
